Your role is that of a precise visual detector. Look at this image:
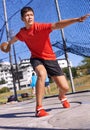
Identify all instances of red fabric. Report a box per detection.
[36,106,49,117]
[16,22,56,60]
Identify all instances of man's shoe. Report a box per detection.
[61,98,70,108]
[36,106,49,117]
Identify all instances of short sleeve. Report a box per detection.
[15,29,25,42]
[35,22,52,33]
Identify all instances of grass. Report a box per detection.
[0,74,90,104]
[68,74,90,92]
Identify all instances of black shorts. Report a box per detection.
[30,58,64,76]
[45,82,49,87]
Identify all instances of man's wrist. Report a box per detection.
[77,17,82,22]
[7,41,11,46]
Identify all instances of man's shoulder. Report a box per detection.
[34,22,52,31]
[34,22,51,26]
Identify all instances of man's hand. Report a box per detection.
[0,42,11,53]
[78,14,90,22]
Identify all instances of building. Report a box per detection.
[0,60,33,90]
[57,58,72,68]
[0,62,13,89]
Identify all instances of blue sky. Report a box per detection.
[0,0,90,66]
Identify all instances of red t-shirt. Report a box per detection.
[16,22,56,60]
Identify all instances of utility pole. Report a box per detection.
[2,0,18,100]
[10,30,21,90]
[54,0,75,93]
[13,44,21,90]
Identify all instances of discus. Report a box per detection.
[0,42,10,53]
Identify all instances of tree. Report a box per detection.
[63,67,77,79]
[79,57,90,75]
[81,57,90,68]
[0,78,6,85]
[0,87,10,93]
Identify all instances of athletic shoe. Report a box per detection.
[36,106,49,117]
[61,98,70,108]
[58,97,70,108]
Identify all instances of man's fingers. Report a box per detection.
[86,14,90,17]
[0,42,10,53]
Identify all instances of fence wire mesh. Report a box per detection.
[0,0,90,63]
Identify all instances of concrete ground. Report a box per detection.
[0,90,90,130]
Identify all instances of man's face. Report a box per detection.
[22,11,34,27]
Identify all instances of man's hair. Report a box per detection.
[21,6,34,17]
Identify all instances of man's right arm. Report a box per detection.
[8,36,18,46]
[1,36,18,53]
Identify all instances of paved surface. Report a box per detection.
[0,90,90,130]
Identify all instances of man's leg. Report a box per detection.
[47,85,51,95]
[32,87,35,95]
[45,87,47,95]
[35,64,47,106]
[35,64,49,117]
[53,75,70,108]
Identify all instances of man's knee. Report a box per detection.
[37,70,47,80]
[64,85,69,92]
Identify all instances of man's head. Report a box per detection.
[21,7,34,28]
[21,7,34,18]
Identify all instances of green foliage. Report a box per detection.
[63,67,69,79]
[0,78,6,85]
[63,67,77,79]
[81,57,90,68]
[71,67,78,78]
[78,57,90,75]
[0,87,10,94]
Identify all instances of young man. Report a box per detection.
[1,7,90,117]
